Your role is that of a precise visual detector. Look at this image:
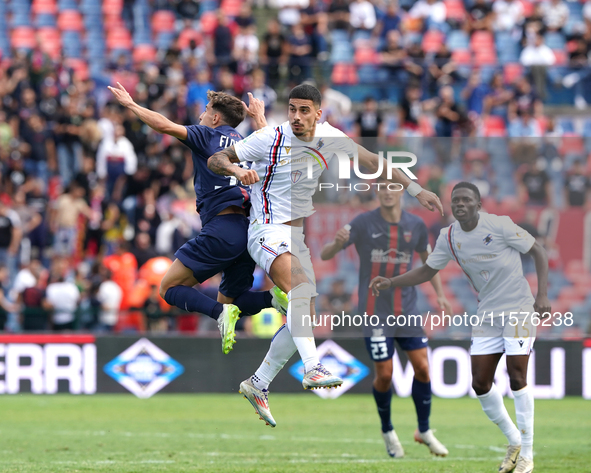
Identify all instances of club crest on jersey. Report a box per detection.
[483,234,493,246]
[480,270,490,282]
[291,170,302,183]
[457,242,461,249]
[279,241,288,250]
[403,231,412,243]
[316,138,325,150]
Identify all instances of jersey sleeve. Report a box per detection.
[500,215,536,254]
[182,125,211,153]
[425,228,452,270]
[342,214,364,249]
[234,127,274,163]
[414,219,429,253]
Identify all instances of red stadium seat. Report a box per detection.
[470,31,493,50]
[482,115,507,137]
[57,10,83,31]
[37,26,60,43]
[103,0,123,15]
[331,63,349,84]
[178,28,203,50]
[474,49,497,65]
[133,44,156,63]
[565,259,587,277]
[444,0,466,21]
[422,30,444,54]
[220,0,242,17]
[552,49,567,65]
[106,28,132,50]
[354,47,378,65]
[11,27,37,49]
[519,0,534,17]
[104,13,126,31]
[452,49,471,64]
[65,58,89,80]
[504,63,523,84]
[200,11,218,35]
[32,0,58,15]
[38,27,61,59]
[560,133,584,155]
[152,10,176,33]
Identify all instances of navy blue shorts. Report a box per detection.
[364,336,429,362]
[175,214,255,298]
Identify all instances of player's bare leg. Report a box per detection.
[407,348,448,456]
[473,354,522,473]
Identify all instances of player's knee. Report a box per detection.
[472,378,492,396]
[413,361,430,383]
[509,375,527,391]
[159,281,172,301]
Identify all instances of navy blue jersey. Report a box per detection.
[180,125,250,226]
[344,209,429,317]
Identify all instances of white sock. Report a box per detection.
[477,384,521,446]
[512,385,534,460]
[253,324,297,390]
[287,283,319,372]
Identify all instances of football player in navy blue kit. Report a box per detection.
[108,83,287,354]
[321,177,451,458]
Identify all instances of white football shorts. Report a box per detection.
[248,222,318,297]
[470,306,537,356]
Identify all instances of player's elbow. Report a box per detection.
[207,155,218,171]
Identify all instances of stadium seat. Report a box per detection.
[482,115,507,137]
[102,0,123,15]
[474,49,497,66]
[133,44,156,63]
[446,30,469,51]
[452,49,471,65]
[57,0,78,11]
[220,0,242,17]
[57,10,83,31]
[11,12,32,27]
[470,31,493,51]
[64,57,89,80]
[545,32,566,50]
[178,29,203,50]
[552,49,567,66]
[354,47,378,65]
[32,0,58,15]
[104,13,126,31]
[35,13,56,27]
[106,28,132,50]
[504,63,523,85]
[519,0,534,17]
[156,32,176,50]
[422,30,444,54]
[152,10,176,34]
[444,0,466,22]
[200,11,218,35]
[10,27,37,49]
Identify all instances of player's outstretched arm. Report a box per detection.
[320,226,350,260]
[369,265,439,296]
[108,82,188,140]
[527,241,551,317]
[208,146,260,185]
[356,144,444,216]
[243,92,267,130]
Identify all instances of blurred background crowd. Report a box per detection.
[0,0,590,336]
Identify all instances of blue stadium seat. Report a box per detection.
[8,0,30,14]
[156,32,176,50]
[558,118,575,134]
[58,0,79,11]
[11,12,32,27]
[545,32,565,50]
[35,13,57,27]
[133,30,152,45]
[201,0,218,13]
[80,1,102,15]
[446,30,469,51]
[330,42,353,64]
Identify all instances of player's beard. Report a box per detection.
[291,119,317,138]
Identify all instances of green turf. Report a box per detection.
[0,394,588,472]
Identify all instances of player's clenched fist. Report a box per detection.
[334,226,350,246]
[369,276,392,296]
[234,168,259,185]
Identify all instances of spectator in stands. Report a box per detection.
[520,158,553,206]
[21,114,55,184]
[181,38,206,64]
[427,43,459,96]
[233,24,260,75]
[13,189,42,259]
[176,0,200,25]
[287,23,313,85]
[483,72,514,118]
[210,10,234,69]
[301,0,322,36]
[0,265,17,331]
[260,19,287,90]
[541,0,569,33]
[375,2,401,43]
[509,76,543,119]
[96,124,138,197]
[379,30,413,85]
[398,83,424,136]
[520,33,556,100]
[24,179,49,263]
[96,267,123,332]
[49,181,94,258]
[493,0,524,35]
[428,86,465,137]
[277,0,307,28]
[564,160,591,209]
[465,159,492,199]
[44,274,80,331]
[55,99,84,187]
[521,3,546,47]
[320,82,352,130]
[349,0,377,33]
[426,164,445,197]
[562,37,591,109]
[246,69,277,113]
[461,69,491,118]
[144,284,169,333]
[409,0,447,32]
[18,261,48,331]
[131,231,159,268]
[468,0,493,32]
[508,108,542,138]
[355,97,384,146]
[84,184,121,259]
[328,0,350,32]
[0,200,22,284]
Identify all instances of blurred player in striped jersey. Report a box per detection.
[371,182,550,473]
[208,84,443,427]
[321,177,450,458]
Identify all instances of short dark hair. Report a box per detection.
[452,181,481,201]
[207,90,246,128]
[289,84,322,108]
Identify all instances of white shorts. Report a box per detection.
[470,307,537,356]
[248,222,318,297]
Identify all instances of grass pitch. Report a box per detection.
[0,394,588,472]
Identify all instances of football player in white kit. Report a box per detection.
[370,182,550,473]
[208,84,443,427]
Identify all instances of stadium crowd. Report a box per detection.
[0,0,590,334]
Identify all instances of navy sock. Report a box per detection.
[164,286,223,320]
[373,386,393,433]
[232,290,273,316]
[412,378,431,433]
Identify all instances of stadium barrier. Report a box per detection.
[0,334,588,399]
